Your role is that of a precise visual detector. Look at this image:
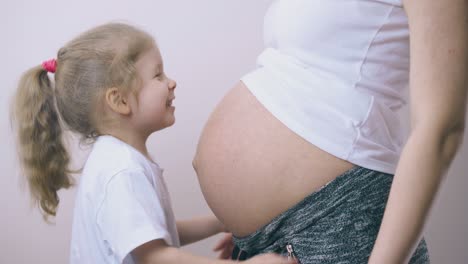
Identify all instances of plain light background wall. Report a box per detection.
[1,1,466,263]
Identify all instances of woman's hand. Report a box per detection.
[213,232,234,259]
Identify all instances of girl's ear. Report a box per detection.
[104,88,131,115]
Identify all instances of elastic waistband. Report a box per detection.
[232,166,393,254]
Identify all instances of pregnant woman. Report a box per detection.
[194,0,467,263]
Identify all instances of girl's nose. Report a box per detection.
[168,78,177,90]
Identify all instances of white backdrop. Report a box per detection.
[1,1,467,263]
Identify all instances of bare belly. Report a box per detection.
[193,82,354,237]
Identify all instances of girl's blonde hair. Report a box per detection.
[11,23,154,219]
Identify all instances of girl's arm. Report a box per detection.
[132,239,294,264]
[369,0,467,263]
[177,215,225,246]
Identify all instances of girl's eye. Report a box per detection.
[154,72,165,79]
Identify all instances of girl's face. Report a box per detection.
[132,45,177,135]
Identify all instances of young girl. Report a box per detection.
[11,23,293,264]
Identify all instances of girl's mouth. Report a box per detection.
[166,97,175,107]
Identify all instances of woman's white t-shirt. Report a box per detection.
[242,0,409,174]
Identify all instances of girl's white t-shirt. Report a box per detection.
[70,136,180,264]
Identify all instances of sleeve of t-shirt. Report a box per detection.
[96,168,171,263]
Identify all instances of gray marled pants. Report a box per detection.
[231,166,430,263]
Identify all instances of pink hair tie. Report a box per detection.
[42,59,57,73]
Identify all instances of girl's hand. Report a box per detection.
[212,232,234,259]
[245,253,296,264]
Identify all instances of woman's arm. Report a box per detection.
[177,215,225,246]
[369,0,468,263]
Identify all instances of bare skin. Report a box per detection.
[193,82,354,237]
[104,46,294,264]
[368,1,467,262]
[195,1,468,262]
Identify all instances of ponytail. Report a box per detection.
[12,65,72,219]
[10,23,155,220]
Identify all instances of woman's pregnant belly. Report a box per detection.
[193,82,354,237]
